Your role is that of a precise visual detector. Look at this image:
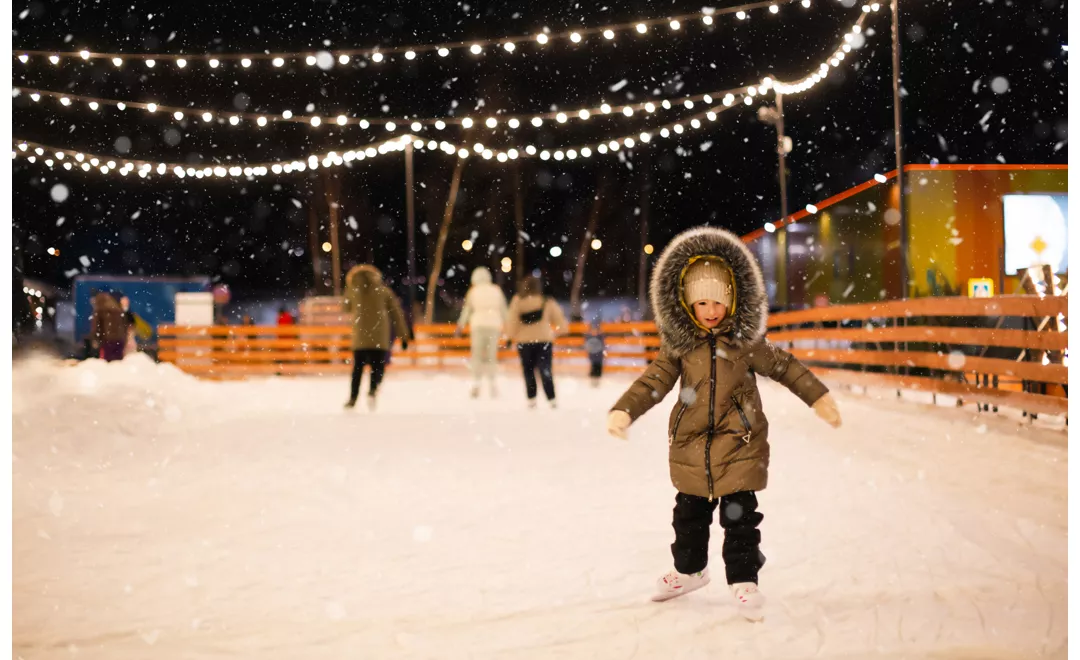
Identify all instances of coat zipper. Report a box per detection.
[670,402,689,446]
[706,335,717,502]
[731,395,753,444]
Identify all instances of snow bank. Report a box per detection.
[12,364,1068,659]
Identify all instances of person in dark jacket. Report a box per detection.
[584,319,606,388]
[343,264,411,410]
[606,226,842,619]
[90,292,127,361]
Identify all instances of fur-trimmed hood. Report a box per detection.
[650,226,768,358]
[345,264,384,288]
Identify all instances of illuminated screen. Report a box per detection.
[1002,194,1068,275]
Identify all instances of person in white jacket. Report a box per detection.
[457,267,509,398]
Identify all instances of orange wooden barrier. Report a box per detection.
[158,295,1067,417]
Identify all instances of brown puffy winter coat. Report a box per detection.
[90,293,127,344]
[612,227,828,501]
[344,265,410,351]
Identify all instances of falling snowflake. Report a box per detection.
[50,184,69,203]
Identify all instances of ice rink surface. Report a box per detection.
[12,355,1068,659]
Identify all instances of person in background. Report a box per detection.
[457,267,508,399]
[117,293,138,356]
[241,315,255,326]
[584,319,606,388]
[504,275,567,409]
[90,291,127,362]
[343,264,411,410]
[277,307,296,326]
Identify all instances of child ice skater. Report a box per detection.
[606,226,841,621]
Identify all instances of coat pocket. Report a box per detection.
[730,394,753,444]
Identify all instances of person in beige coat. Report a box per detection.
[606,226,841,619]
[504,275,567,408]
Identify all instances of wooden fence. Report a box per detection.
[158,295,1067,416]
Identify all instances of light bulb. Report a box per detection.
[338,54,350,64]
[438,47,450,57]
[600,103,612,114]
[257,116,267,126]
[229,116,240,125]
[435,120,446,130]
[483,150,493,160]
[470,44,483,54]
[146,59,156,68]
[79,50,90,59]
[536,33,549,44]
[691,118,701,128]
[49,55,59,64]
[570,32,582,43]
[764,222,776,233]
[497,152,508,162]
[209,58,219,68]
[89,101,99,110]
[578,109,590,119]
[310,116,322,126]
[306,55,317,65]
[338,115,349,126]
[736,10,746,19]
[703,15,714,25]
[18,54,28,63]
[843,44,851,52]
[871,2,881,10]
[30,93,40,102]
[624,137,635,148]
[112,57,122,66]
[670,20,680,29]
[706,111,717,121]
[175,58,187,68]
[386,122,396,131]
[853,25,862,33]
[640,132,652,142]
[372,52,384,63]
[508,118,520,128]
[802,0,811,6]
[673,124,684,134]
[146,102,157,112]
[806,204,818,214]
[622,106,633,116]
[723,94,734,106]
[684,99,694,109]
[567,149,577,160]
[554,112,567,123]
[874,173,888,183]
[486,117,498,128]
[462,117,474,128]
[273,57,284,67]
[554,151,564,161]
[458,148,469,158]
[645,102,656,113]
[743,96,753,105]
[241,58,251,67]
[540,150,551,160]
[282,110,293,119]
[173,111,184,120]
[508,149,519,159]
[636,23,647,34]
[603,29,615,39]
[608,140,620,150]
[597,144,608,154]
[503,42,515,52]
[473,143,484,153]
[769,4,779,13]
[405,50,417,60]
[531,117,543,127]
[526,145,537,155]
[748,86,758,96]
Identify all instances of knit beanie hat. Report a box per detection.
[683,259,733,309]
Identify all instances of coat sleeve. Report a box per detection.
[504,296,520,341]
[386,291,410,342]
[456,290,473,329]
[745,338,829,406]
[610,348,680,422]
[547,299,568,336]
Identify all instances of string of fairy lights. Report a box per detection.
[13,0,812,70]
[13,6,878,179]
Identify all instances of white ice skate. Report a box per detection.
[730,582,765,621]
[651,568,710,602]
[528,399,537,409]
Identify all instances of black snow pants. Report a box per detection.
[671,490,765,584]
[350,349,387,400]
[517,342,556,401]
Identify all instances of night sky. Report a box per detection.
[11,0,1068,306]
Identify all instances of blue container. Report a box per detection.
[73,275,211,343]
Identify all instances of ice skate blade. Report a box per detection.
[650,575,710,602]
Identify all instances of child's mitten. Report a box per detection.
[812,393,842,428]
[607,410,632,439]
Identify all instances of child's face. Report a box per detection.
[692,300,728,328]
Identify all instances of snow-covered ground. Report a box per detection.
[13,354,1067,659]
